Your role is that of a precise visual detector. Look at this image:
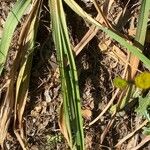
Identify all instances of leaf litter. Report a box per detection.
[0,0,150,149]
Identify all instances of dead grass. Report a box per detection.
[0,0,150,149]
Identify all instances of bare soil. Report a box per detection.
[0,0,150,150]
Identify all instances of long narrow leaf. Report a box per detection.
[130,0,150,78]
[0,0,31,75]
[135,0,150,45]
[64,0,150,69]
[49,0,85,149]
[13,0,42,149]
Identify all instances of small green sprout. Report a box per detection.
[135,72,150,89]
[113,77,128,89]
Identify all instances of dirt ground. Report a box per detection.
[0,0,150,149]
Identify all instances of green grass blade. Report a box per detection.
[49,0,84,149]
[64,0,150,69]
[135,0,150,45]
[123,0,150,101]
[0,0,31,75]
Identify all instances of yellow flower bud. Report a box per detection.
[135,72,150,89]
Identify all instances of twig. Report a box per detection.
[131,135,150,150]
[100,117,115,144]
[115,120,148,147]
[92,0,112,28]
[74,0,113,56]
[89,88,120,126]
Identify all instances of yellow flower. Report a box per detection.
[135,72,150,89]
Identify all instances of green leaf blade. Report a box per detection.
[0,0,31,75]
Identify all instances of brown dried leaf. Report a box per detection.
[58,101,71,146]
[0,79,14,147]
[82,109,92,119]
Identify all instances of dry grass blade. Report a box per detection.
[115,120,148,147]
[0,79,14,148]
[100,118,115,144]
[89,88,120,126]
[74,1,113,56]
[58,100,71,147]
[74,14,100,56]
[131,135,150,150]
[13,0,42,149]
[92,0,112,28]
[0,0,31,148]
